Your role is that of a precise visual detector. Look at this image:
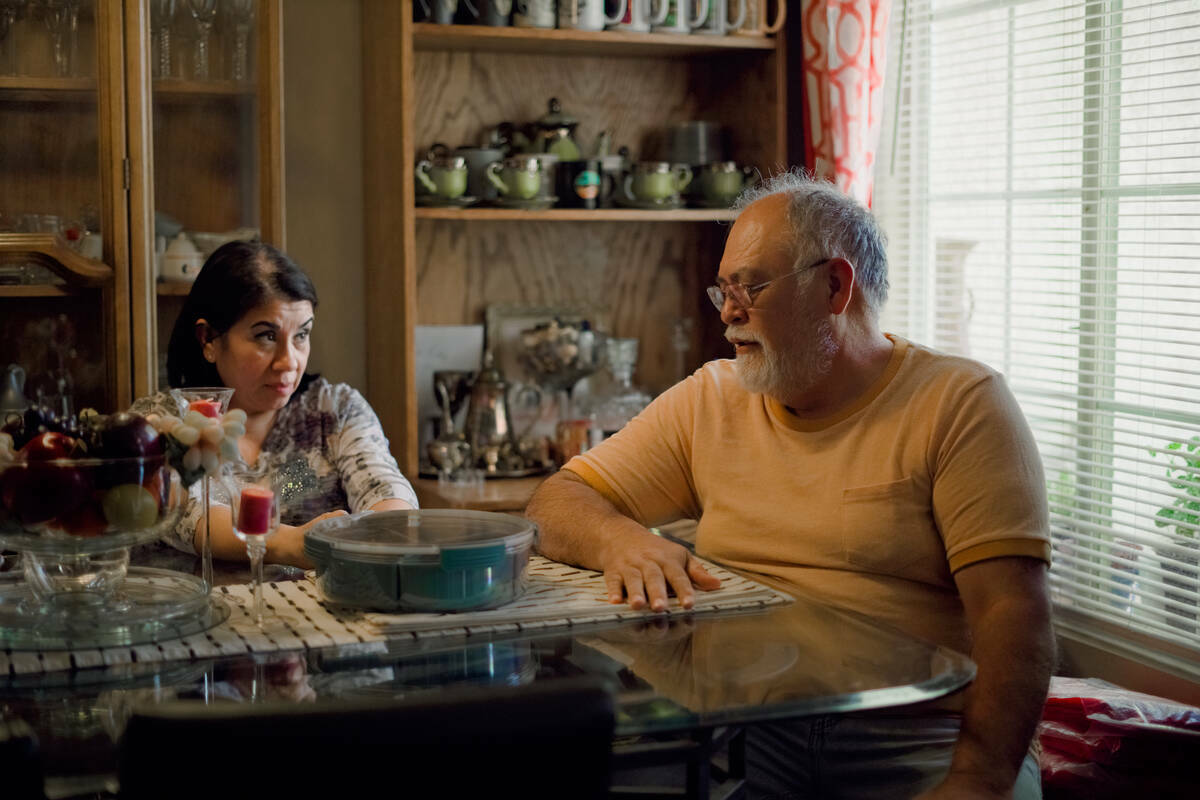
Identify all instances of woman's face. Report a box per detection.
[202,298,314,416]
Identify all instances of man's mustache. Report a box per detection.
[725,327,762,345]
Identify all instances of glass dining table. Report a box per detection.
[0,554,975,800]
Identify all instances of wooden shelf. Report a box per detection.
[0,234,112,287]
[0,284,73,297]
[412,23,776,57]
[413,475,545,513]
[153,79,256,100]
[0,76,97,102]
[415,207,737,222]
[156,280,194,296]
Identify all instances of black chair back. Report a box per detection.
[118,677,614,799]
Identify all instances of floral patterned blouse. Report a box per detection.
[130,378,418,553]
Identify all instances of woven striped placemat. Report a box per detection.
[0,556,792,676]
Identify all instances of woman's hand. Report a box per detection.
[267,510,349,568]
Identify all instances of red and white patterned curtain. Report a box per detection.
[800,0,891,207]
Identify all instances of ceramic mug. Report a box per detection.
[607,0,669,32]
[455,146,506,201]
[478,0,513,25]
[416,156,469,199]
[737,0,786,36]
[622,162,693,203]
[695,0,747,34]
[652,0,710,33]
[555,159,603,209]
[695,161,757,207]
[558,0,627,30]
[513,0,555,28]
[487,155,544,201]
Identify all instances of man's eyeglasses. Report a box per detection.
[706,258,829,312]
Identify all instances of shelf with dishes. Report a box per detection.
[414,207,736,222]
[412,22,777,58]
[0,233,112,287]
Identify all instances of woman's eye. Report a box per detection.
[256,331,276,342]
[296,329,311,342]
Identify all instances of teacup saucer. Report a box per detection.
[490,196,558,211]
[615,196,685,211]
[415,194,479,208]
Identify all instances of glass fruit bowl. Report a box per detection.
[0,453,184,556]
[0,455,227,650]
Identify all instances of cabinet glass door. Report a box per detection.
[0,0,115,416]
[149,0,262,390]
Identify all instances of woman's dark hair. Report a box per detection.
[166,240,319,395]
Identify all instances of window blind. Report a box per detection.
[875,0,1200,651]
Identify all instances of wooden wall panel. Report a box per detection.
[152,97,257,232]
[412,50,780,171]
[414,218,734,395]
[0,102,101,223]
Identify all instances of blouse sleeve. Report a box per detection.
[128,391,203,554]
[327,385,418,511]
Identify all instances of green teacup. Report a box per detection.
[416,156,469,199]
[697,162,758,207]
[622,162,693,204]
[487,156,544,201]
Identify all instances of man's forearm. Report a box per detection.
[526,470,652,568]
[947,597,1054,791]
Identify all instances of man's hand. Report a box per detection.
[600,530,720,611]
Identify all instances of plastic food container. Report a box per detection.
[303,509,536,612]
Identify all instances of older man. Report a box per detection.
[527,174,1053,799]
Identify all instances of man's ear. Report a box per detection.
[825,258,856,315]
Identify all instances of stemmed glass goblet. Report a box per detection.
[150,0,176,79]
[42,0,81,78]
[176,386,235,589]
[0,0,23,77]
[186,0,217,80]
[225,0,254,82]
[231,481,279,627]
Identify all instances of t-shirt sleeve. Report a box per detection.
[565,372,702,527]
[328,385,418,511]
[931,373,1052,572]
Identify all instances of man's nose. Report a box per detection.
[720,296,748,326]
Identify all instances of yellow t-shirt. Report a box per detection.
[567,335,1051,655]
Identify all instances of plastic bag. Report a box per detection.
[1038,676,1200,799]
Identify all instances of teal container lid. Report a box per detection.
[304,509,537,570]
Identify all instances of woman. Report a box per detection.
[132,240,416,567]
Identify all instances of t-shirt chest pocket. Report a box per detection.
[840,476,943,582]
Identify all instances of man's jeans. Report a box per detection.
[746,714,1042,799]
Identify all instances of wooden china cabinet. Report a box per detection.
[362,1,789,479]
[0,0,283,415]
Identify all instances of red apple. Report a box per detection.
[20,431,83,461]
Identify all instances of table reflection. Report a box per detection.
[0,580,974,797]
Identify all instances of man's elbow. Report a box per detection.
[526,469,588,519]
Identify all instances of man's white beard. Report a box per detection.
[731,317,838,400]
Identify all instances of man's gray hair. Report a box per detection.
[734,171,889,315]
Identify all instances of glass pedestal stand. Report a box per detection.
[0,460,229,652]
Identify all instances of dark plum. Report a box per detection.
[99,413,164,459]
